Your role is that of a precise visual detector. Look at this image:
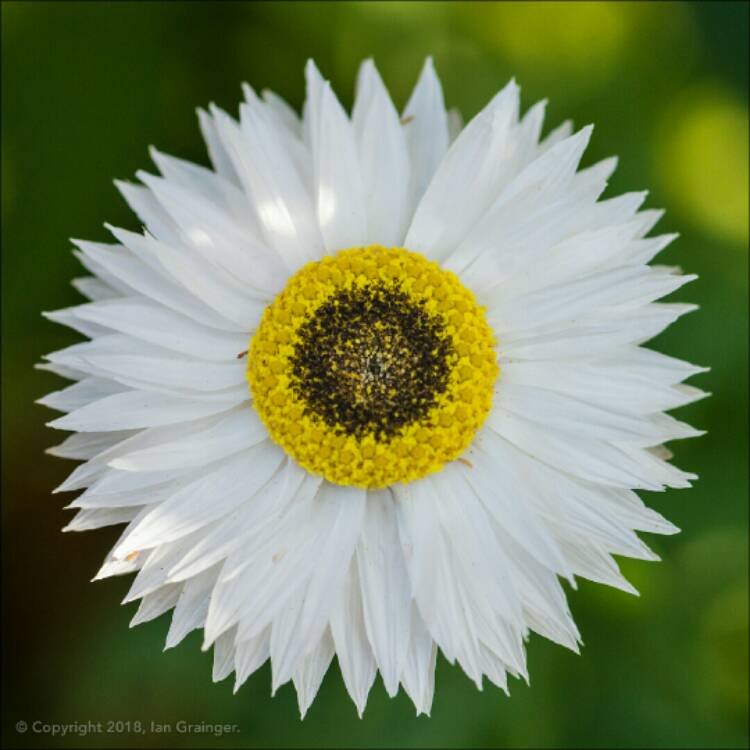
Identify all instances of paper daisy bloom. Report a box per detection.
[41,58,706,717]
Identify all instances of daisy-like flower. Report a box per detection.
[41,58,706,717]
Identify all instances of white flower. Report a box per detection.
[40,58,706,718]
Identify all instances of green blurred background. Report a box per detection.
[2,1,748,748]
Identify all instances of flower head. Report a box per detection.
[41,58,706,717]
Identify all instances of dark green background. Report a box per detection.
[2,2,748,748]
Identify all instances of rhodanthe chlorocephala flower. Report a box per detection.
[40,58,706,717]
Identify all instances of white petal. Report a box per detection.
[202,470,324,646]
[36,361,88,382]
[166,461,305,584]
[212,626,239,682]
[261,89,302,137]
[43,307,110,339]
[487,410,691,490]
[72,276,119,302]
[447,107,463,142]
[109,227,263,331]
[494,382,688,444]
[113,441,285,556]
[47,389,245,432]
[70,482,174,510]
[402,57,450,217]
[56,409,249,492]
[405,79,521,262]
[428,469,533,675]
[149,146,240,211]
[46,430,136,461]
[233,628,270,691]
[73,298,249,362]
[513,98,548,168]
[500,360,705,415]
[83,352,245,394]
[330,559,377,717]
[497,304,696,361]
[305,60,367,251]
[356,489,411,696]
[136,169,283,293]
[63,506,141,532]
[449,446,570,580]
[396,479,515,682]
[166,565,219,649]
[72,240,239,332]
[557,537,639,595]
[400,604,437,716]
[92,512,152,580]
[115,180,183,246]
[269,483,366,690]
[109,407,266,473]
[293,628,336,718]
[352,59,410,246]
[483,218,664,305]
[130,583,182,627]
[446,126,595,284]
[37,377,128,414]
[214,101,322,270]
[197,107,241,186]
[123,528,215,603]
[539,119,574,151]
[490,267,695,334]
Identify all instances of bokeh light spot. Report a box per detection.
[656,85,749,246]
[466,1,631,85]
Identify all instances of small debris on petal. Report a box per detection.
[400,115,415,125]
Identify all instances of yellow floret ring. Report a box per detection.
[246,246,498,489]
